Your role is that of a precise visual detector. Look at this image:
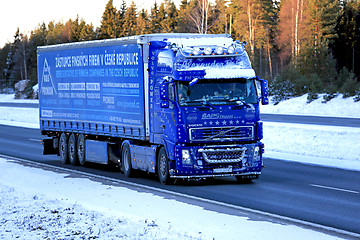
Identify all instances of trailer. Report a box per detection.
[38,33,269,184]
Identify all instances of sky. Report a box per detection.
[0,0,181,48]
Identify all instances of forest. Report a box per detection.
[0,0,359,102]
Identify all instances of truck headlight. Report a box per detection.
[182,149,192,165]
[253,146,260,162]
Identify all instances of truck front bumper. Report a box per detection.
[170,142,264,178]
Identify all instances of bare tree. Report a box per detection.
[188,0,211,34]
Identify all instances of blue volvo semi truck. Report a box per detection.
[38,33,269,184]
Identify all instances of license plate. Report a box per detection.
[213,167,232,173]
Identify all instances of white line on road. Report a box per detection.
[310,184,359,194]
[28,138,41,142]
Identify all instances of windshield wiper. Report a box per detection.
[228,98,252,108]
[185,99,216,109]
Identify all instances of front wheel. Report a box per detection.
[157,147,171,185]
[121,143,133,177]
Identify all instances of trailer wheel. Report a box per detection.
[122,143,133,177]
[158,147,171,185]
[68,133,78,166]
[77,134,86,166]
[59,133,68,164]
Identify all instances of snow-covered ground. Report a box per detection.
[0,93,359,239]
[261,94,360,118]
[0,158,340,240]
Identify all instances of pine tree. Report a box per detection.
[122,2,138,36]
[159,0,178,33]
[304,0,340,49]
[176,0,194,32]
[137,9,151,34]
[99,0,121,39]
[209,0,229,34]
[118,0,127,37]
[332,0,360,76]
[150,2,161,33]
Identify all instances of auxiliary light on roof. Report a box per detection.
[192,47,201,56]
[204,46,213,55]
[215,46,224,55]
[227,46,235,54]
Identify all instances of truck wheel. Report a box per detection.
[68,133,78,166]
[77,134,86,166]
[158,147,171,185]
[122,143,133,177]
[59,133,68,164]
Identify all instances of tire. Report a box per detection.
[121,143,133,177]
[68,133,78,166]
[157,147,171,185]
[59,133,68,164]
[77,134,86,166]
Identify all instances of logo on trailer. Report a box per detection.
[41,58,57,95]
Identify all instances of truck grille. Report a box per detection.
[198,147,247,164]
[189,126,254,142]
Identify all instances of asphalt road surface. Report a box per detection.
[0,124,359,237]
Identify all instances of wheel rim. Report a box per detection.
[69,139,75,157]
[78,139,84,160]
[60,138,66,157]
[159,154,167,177]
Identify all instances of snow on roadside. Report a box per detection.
[0,94,38,104]
[0,158,339,240]
[261,94,360,118]
[0,107,39,129]
[263,122,360,171]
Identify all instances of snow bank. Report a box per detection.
[0,94,39,103]
[0,107,39,129]
[262,94,360,118]
[263,122,360,171]
[0,158,339,240]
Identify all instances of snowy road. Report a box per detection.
[0,124,359,237]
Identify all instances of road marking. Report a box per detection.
[310,184,359,194]
[29,138,41,142]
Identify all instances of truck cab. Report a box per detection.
[148,37,269,183]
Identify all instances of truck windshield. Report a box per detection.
[177,78,258,106]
